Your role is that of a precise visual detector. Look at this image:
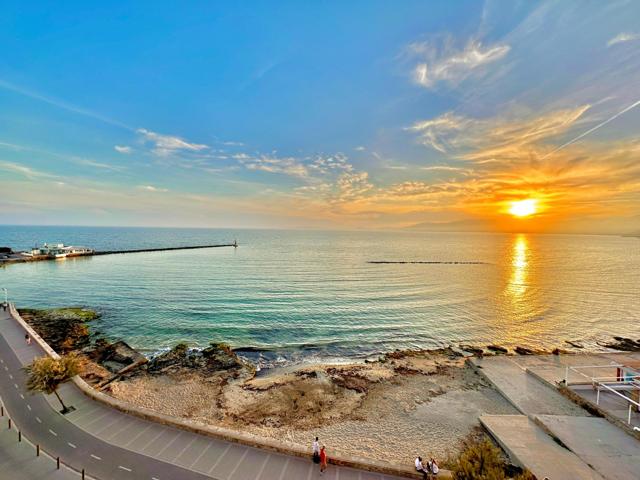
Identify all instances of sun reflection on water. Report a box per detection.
[509,234,529,297]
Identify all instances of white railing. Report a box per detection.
[566,364,640,425]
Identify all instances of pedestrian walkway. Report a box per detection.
[480,415,604,479]
[536,415,640,480]
[0,307,412,480]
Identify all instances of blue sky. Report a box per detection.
[1,1,640,232]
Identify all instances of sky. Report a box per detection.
[1,0,640,234]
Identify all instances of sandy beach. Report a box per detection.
[107,349,518,466]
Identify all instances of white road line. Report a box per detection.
[171,435,197,462]
[19,394,24,399]
[228,449,249,477]
[189,440,214,469]
[49,429,57,436]
[13,383,18,389]
[68,442,77,449]
[208,443,231,473]
[26,404,31,411]
[122,422,152,447]
[152,478,160,480]
[118,465,132,472]
[90,454,102,460]
[277,458,290,480]
[4,366,7,371]
[255,454,271,479]
[155,432,183,457]
[140,429,168,452]
[35,417,41,423]
[8,373,12,379]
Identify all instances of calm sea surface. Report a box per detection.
[1,226,638,364]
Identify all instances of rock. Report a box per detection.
[515,346,535,355]
[487,345,508,354]
[92,340,147,373]
[202,342,244,370]
[565,340,584,349]
[601,337,640,352]
[146,341,246,376]
[19,307,97,353]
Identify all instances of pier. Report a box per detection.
[0,242,238,265]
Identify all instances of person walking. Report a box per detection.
[319,445,327,474]
[312,437,320,464]
[25,334,31,345]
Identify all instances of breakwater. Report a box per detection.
[0,242,238,265]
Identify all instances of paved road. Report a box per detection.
[0,308,409,480]
[0,411,79,480]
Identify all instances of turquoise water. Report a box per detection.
[1,226,639,364]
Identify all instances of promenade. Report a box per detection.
[0,307,411,480]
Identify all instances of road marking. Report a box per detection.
[14,383,18,389]
[8,373,12,379]
[208,443,231,473]
[3,366,7,371]
[170,435,197,462]
[49,429,57,436]
[90,454,102,460]
[189,440,214,468]
[19,394,24,399]
[277,458,290,480]
[122,422,152,447]
[26,404,31,411]
[35,417,41,423]
[228,449,249,477]
[255,454,271,478]
[152,478,160,480]
[68,442,77,449]
[118,465,132,472]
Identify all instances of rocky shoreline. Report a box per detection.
[19,307,640,466]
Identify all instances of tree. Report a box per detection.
[25,354,80,414]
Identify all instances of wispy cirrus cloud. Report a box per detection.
[410,39,510,88]
[0,160,59,180]
[137,128,209,157]
[114,145,132,154]
[607,32,640,47]
[138,184,168,193]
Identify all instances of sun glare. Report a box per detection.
[509,199,538,217]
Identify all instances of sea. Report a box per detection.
[1,226,638,366]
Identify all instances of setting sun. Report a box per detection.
[509,199,538,217]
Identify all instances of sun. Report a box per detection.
[509,199,538,217]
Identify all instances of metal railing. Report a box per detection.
[566,364,640,425]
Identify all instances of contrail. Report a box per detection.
[541,98,640,159]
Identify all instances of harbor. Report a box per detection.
[0,241,238,265]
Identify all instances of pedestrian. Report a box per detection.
[429,457,439,476]
[319,445,327,474]
[25,334,31,345]
[415,456,428,479]
[312,437,320,464]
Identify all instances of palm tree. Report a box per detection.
[25,354,80,414]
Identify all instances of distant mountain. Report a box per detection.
[405,219,490,233]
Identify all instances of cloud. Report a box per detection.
[74,158,126,172]
[114,145,132,154]
[607,32,640,47]
[0,160,59,180]
[238,155,310,179]
[138,185,168,193]
[407,113,474,152]
[354,146,366,151]
[410,39,510,88]
[137,128,209,157]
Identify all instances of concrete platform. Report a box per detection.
[480,415,604,480]
[472,357,588,416]
[535,415,640,480]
